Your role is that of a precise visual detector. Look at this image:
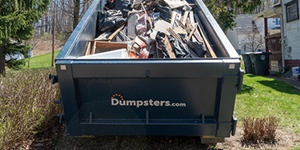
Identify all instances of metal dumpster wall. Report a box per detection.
[56,59,240,137]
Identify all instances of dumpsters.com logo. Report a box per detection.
[111,94,186,108]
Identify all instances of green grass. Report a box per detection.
[234,74,300,133]
[24,50,60,69]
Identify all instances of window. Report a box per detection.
[275,18,280,25]
[286,0,299,22]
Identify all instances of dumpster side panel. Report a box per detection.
[56,61,82,136]
[56,0,102,60]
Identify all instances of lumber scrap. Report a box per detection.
[167,28,183,43]
[181,11,189,26]
[108,25,125,41]
[91,41,96,55]
[165,35,176,58]
[138,0,153,29]
[195,24,216,58]
[171,9,181,29]
[85,41,92,56]
[187,23,198,41]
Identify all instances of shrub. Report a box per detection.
[0,68,61,149]
[242,116,279,144]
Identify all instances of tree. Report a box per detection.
[242,23,264,52]
[0,0,50,74]
[203,0,262,31]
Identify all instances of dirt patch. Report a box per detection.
[21,117,300,150]
[216,127,300,149]
[30,38,64,56]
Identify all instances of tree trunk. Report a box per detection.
[0,45,5,75]
[73,0,80,30]
[45,13,49,33]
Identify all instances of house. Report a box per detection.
[227,15,266,54]
[255,0,300,73]
[226,14,282,55]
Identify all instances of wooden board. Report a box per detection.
[181,11,189,26]
[95,41,128,53]
[108,25,125,41]
[187,23,198,41]
[85,41,92,56]
[171,9,181,29]
[91,41,96,55]
[165,35,176,58]
[194,24,216,58]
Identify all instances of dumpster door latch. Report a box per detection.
[231,115,237,136]
[237,68,244,91]
[57,114,64,124]
[49,74,58,84]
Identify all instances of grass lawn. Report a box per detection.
[24,50,60,69]
[235,74,300,133]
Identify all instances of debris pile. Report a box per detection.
[81,0,217,59]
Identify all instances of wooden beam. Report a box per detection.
[108,25,125,41]
[181,11,189,26]
[138,0,153,29]
[187,23,198,41]
[85,41,92,56]
[91,41,96,54]
[167,28,183,43]
[197,24,217,58]
[165,35,176,58]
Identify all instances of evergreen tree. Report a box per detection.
[0,0,50,74]
[204,0,262,31]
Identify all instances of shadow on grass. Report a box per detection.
[257,80,300,95]
[244,74,257,78]
[238,84,254,94]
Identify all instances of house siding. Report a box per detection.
[283,0,300,61]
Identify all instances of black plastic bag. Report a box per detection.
[168,35,190,58]
[156,32,170,58]
[156,2,172,22]
[186,41,207,57]
[105,0,131,17]
[97,10,126,34]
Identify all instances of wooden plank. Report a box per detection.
[138,0,153,29]
[163,0,188,9]
[175,19,189,33]
[154,19,172,35]
[189,11,195,24]
[187,23,198,41]
[91,41,96,55]
[85,41,92,56]
[108,25,125,41]
[186,23,203,42]
[165,35,176,58]
[95,41,128,50]
[197,23,217,58]
[181,11,189,26]
[187,12,203,42]
[171,9,181,29]
[194,14,208,39]
[167,28,182,43]
[173,26,187,34]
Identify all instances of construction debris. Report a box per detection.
[89,0,216,59]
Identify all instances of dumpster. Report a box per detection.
[53,0,243,142]
[241,53,253,74]
[249,52,270,75]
